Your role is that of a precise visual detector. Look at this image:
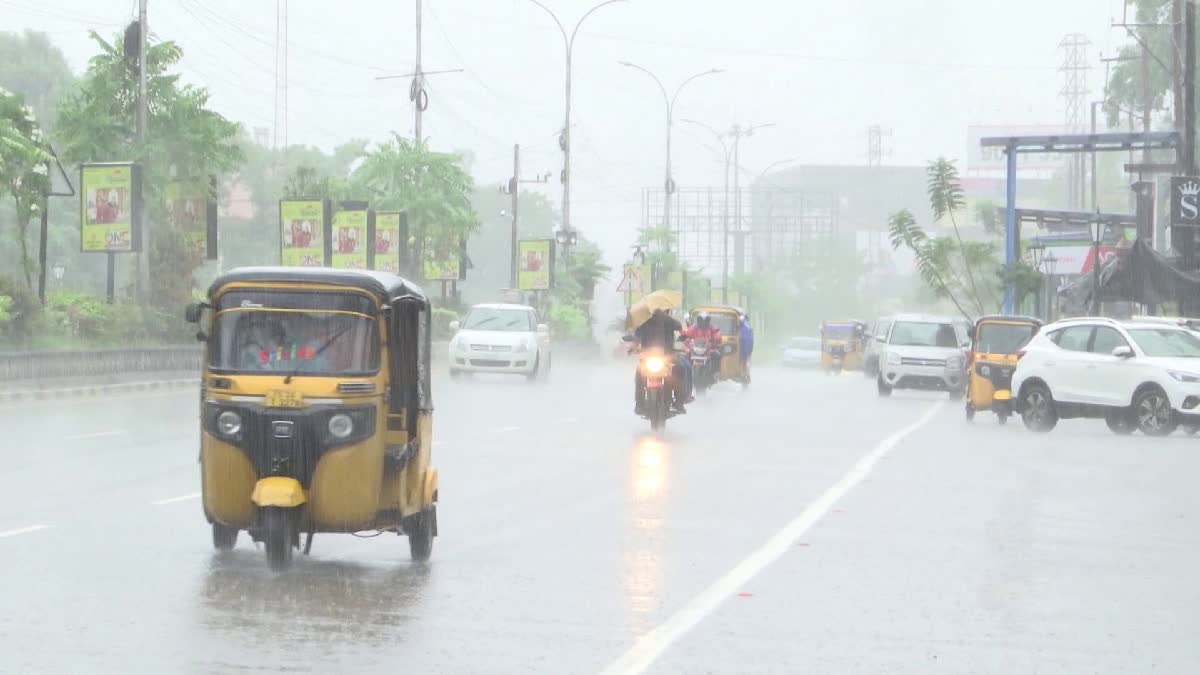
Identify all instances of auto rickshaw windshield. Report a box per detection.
[976,323,1037,354]
[709,313,738,337]
[209,295,379,375]
[822,324,855,340]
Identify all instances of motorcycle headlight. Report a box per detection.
[1169,370,1200,383]
[645,357,666,374]
[216,410,242,437]
[327,413,353,439]
[887,352,901,365]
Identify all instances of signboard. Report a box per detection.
[517,239,554,290]
[280,199,329,267]
[331,203,371,270]
[374,211,406,274]
[80,163,141,252]
[422,236,462,281]
[1171,176,1200,228]
[164,177,217,260]
[617,263,649,302]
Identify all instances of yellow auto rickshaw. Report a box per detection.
[965,314,1042,425]
[185,267,439,570]
[819,320,867,373]
[688,304,749,387]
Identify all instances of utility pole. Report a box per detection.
[136,0,149,299]
[1059,34,1091,210]
[504,146,551,289]
[414,0,423,144]
[727,122,774,280]
[510,144,520,289]
[1186,0,1198,174]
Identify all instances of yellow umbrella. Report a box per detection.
[627,289,683,330]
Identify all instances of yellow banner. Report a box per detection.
[280,200,325,267]
[422,237,460,281]
[81,165,134,252]
[331,208,369,269]
[164,180,207,257]
[517,239,552,290]
[374,212,402,273]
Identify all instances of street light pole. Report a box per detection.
[619,63,721,235]
[525,0,625,245]
[729,122,774,279]
[1091,210,1103,315]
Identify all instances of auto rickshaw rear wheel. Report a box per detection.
[964,404,975,422]
[263,507,295,571]
[996,412,1009,425]
[212,523,238,552]
[408,506,436,562]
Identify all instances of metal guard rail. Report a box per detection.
[0,346,202,381]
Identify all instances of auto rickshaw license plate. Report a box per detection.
[265,390,304,408]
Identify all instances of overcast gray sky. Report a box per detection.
[8,0,1129,261]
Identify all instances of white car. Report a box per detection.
[448,304,551,380]
[781,337,822,367]
[877,314,969,398]
[1011,317,1200,436]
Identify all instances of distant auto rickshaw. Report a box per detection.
[964,315,1042,425]
[688,304,749,387]
[819,320,867,373]
[185,267,439,570]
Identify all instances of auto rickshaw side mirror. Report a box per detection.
[621,334,635,342]
[185,303,204,324]
[448,320,460,332]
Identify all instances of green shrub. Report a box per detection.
[548,304,589,341]
[0,276,40,343]
[431,307,459,340]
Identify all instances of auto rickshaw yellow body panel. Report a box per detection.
[191,267,439,566]
[689,305,749,383]
[819,320,867,372]
[965,315,1041,423]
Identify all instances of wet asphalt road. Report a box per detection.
[2,362,1199,674]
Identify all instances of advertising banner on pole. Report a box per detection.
[80,162,141,253]
[164,176,218,260]
[279,199,329,267]
[517,239,554,290]
[422,235,462,281]
[331,202,372,270]
[374,211,404,274]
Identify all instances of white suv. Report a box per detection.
[1011,317,1200,436]
[877,314,969,398]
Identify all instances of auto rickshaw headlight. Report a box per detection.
[979,364,991,376]
[327,413,354,439]
[217,410,242,437]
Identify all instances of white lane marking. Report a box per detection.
[152,492,200,505]
[552,417,579,426]
[490,426,521,433]
[600,401,945,675]
[0,524,50,538]
[65,430,125,440]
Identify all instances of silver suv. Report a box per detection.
[877,314,969,398]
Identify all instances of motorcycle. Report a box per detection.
[624,335,684,432]
[689,338,720,394]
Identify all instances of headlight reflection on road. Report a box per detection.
[624,437,670,627]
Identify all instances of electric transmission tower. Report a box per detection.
[1059,33,1092,209]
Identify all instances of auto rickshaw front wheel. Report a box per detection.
[263,507,295,571]
[964,403,975,422]
[408,506,436,562]
[212,522,238,552]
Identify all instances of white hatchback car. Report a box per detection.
[1012,317,1200,436]
[448,304,550,380]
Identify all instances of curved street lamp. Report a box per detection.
[524,0,627,244]
[618,62,722,232]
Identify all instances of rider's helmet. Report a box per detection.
[696,311,711,330]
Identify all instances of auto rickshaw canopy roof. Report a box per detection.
[208,267,429,305]
[971,314,1042,331]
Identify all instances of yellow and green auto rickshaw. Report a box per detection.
[819,320,867,373]
[185,267,439,570]
[964,315,1042,425]
[688,304,749,387]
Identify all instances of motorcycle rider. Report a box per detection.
[682,311,721,384]
[632,308,693,414]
